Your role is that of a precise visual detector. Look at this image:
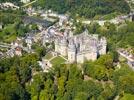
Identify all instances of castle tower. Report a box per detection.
[59,37,68,56]
[68,39,76,63]
[99,37,107,55]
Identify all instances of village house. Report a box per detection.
[6,49,15,57]
[25,33,34,50]
[0,2,19,10]
[15,46,22,56]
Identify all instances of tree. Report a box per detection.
[39,79,54,100]
[35,46,46,58]
[26,73,45,100]
[97,54,113,69]
[119,75,134,94]
[74,92,89,100]
[31,24,38,30]
[57,76,66,99]
[88,22,100,34]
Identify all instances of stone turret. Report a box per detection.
[60,37,68,56]
[68,39,76,63]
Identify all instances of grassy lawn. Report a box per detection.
[120,93,134,100]
[50,56,66,66]
[44,52,53,60]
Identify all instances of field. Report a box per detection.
[50,56,66,66]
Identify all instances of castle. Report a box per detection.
[54,29,107,63]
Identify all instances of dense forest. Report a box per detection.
[1,52,134,100]
[0,0,130,18]
[35,0,130,18]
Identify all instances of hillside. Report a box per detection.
[35,0,130,18]
[0,0,130,18]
